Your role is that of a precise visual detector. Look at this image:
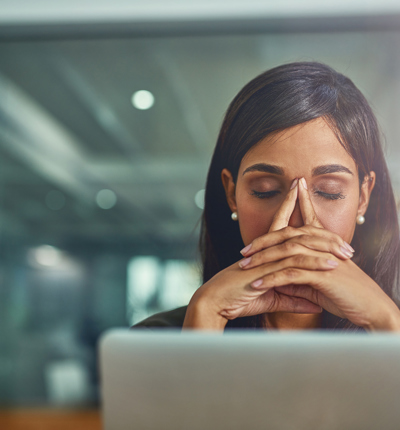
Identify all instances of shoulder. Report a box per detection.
[131,306,188,330]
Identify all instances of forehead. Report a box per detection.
[239,118,357,175]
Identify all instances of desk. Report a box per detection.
[0,409,101,430]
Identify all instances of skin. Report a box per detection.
[182,118,400,331]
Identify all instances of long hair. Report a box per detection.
[200,62,400,330]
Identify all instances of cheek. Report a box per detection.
[313,198,358,242]
[237,197,282,246]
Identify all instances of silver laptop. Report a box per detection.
[99,329,400,430]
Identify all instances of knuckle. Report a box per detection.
[283,241,299,253]
[250,252,260,265]
[294,234,308,244]
[284,267,299,279]
[316,257,327,268]
[252,234,268,252]
[322,269,332,279]
[293,254,306,266]
[283,226,295,238]
[268,271,279,286]
[251,236,260,250]
[300,225,315,235]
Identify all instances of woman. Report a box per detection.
[134,61,400,332]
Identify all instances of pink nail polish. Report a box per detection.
[240,244,252,255]
[239,257,252,268]
[301,177,308,190]
[327,259,338,267]
[290,178,298,190]
[340,246,353,258]
[344,242,355,253]
[251,279,263,288]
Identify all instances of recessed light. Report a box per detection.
[131,90,155,110]
[96,189,117,210]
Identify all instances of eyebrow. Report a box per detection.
[242,163,284,176]
[311,164,353,176]
[242,163,353,176]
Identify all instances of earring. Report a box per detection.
[231,212,238,221]
[356,214,365,225]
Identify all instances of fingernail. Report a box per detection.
[239,257,252,268]
[340,246,353,258]
[240,244,252,255]
[327,259,339,267]
[343,242,355,253]
[301,177,308,190]
[251,279,263,288]
[290,178,298,190]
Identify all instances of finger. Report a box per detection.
[274,284,344,318]
[285,235,353,260]
[268,178,298,232]
[275,284,321,305]
[240,245,340,271]
[241,225,354,257]
[269,292,323,314]
[239,235,352,269]
[250,266,330,293]
[233,288,322,317]
[298,177,323,227]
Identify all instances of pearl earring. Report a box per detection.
[231,212,238,221]
[356,214,365,225]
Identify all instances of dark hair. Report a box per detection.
[200,61,400,330]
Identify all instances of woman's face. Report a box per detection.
[222,118,375,246]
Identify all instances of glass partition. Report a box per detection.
[1,28,400,406]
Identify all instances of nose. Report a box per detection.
[288,200,304,228]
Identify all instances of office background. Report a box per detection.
[1,0,400,407]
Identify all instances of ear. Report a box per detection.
[358,171,376,217]
[221,168,237,213]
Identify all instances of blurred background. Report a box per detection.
[1,0,400,411]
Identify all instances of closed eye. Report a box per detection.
[315,191,346,200]
[250,190,281,199]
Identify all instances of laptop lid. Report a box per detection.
[99,329,400,430]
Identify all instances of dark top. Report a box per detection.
[132,306,187,330]
[132,306,365,331]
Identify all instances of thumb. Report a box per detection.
[269,179,299,232]
[298,177,323,228]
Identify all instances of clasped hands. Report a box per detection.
[184,178,400,331]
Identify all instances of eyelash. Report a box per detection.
[250,190,346,200]
[316,191,346,200]
[251,190,281,199]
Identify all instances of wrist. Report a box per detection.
[384,309,400,332]
[365,307,400,332]
[183,291,228,331]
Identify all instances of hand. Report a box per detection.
[183,179,334,330]
[239,177,400,331]
[240,178,354,262]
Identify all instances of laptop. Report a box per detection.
[99,329,400,430]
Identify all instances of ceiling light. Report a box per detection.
[29,245,62,267]
[96,189,117,210]
[131,90,155,110]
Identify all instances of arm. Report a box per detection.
[239,177,400,332]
